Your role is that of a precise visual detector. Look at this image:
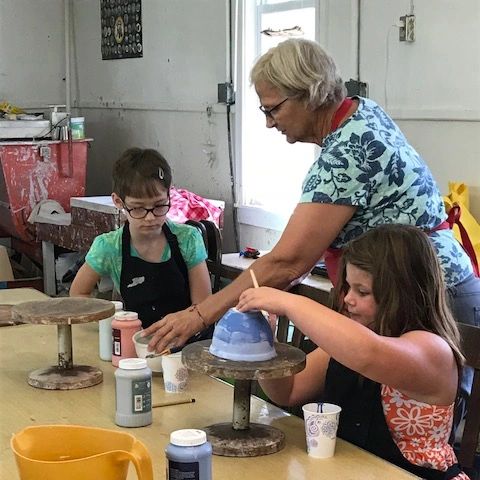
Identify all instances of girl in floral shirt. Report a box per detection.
[237,225,469,480]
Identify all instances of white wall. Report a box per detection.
[360,0,480,218]
[71,0,237,250]
[0,0,66,106]
[1,0,479,252]
[242,0,480,249]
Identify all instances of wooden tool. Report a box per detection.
[146,345,182,358]
[249,269,269,321]
[152,398,195,408]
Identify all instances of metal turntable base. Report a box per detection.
[182,340,306,457]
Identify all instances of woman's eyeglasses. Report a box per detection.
[259,98,289,119]
[122,201,171,219]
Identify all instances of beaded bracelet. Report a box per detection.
[189,304,208,329]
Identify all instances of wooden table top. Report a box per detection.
[0,288,51,327]
[0,288,50,305]
[0,323,418,480]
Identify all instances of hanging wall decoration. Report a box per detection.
[101,0,143,60]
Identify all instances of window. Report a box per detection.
[237,0,318,230]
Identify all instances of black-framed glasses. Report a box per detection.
[259,98,289,119]
[122,200,171,219]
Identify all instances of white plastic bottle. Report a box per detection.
[115,358,152,428]
[99,300,123,361]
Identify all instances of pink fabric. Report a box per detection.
[167,187,223,227]
[381,385,470,479]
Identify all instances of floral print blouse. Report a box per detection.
[299,97,472,288]
[381,385,469,479]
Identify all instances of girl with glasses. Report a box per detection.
[70,148,213,341]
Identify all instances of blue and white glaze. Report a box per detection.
[209,308,276,362]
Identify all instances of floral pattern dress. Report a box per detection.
[299,97,472,288]
[381,386,470,479]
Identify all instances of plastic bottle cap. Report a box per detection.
[114,311,138,321]
[170,429,207,446]
[118,358,147,370]
[111,301,124,311]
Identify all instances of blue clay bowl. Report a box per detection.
[209,308,277,362]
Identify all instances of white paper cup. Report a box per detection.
[161,352,189,393]
[302,402,342,458]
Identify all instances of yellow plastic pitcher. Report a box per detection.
[11,424,153,480]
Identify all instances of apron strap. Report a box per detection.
[430,206,479,277]
[162,222,190,290]
[330,98,354,132]
[324,247,343,286]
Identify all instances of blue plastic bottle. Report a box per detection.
[165,429,212,480]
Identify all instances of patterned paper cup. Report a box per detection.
[161,352,189,393]
[302,402,342,458]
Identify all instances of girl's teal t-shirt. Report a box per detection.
[85,219,207,292]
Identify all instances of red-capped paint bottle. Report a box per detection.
[111,311,141,367]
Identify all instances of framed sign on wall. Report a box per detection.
[101,0,143,60]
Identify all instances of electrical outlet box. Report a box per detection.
[345,79,369,97]
[217,82,235,105]
[399,14,415,42]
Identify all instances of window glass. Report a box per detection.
[240,1,317,216]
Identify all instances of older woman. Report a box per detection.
[144,39,479,401]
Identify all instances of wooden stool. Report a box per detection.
[12,297,115,390]
[183,340,306,457]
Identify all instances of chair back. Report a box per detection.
[276,315,314,352]
[457,322,480,474]
[185,220,223,292]
[185,220,208,249]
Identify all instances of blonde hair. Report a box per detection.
[250,38,346,109]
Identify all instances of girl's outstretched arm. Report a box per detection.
[238,287,458,406]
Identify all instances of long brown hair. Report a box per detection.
[333,224,464,366]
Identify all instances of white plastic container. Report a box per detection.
[70,117,85,140]
[98,301,123,361]
[0,119,51,139]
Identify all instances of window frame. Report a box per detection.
[235,0,320,232]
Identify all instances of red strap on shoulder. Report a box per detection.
[330,98,354,132]
[324,247,343,286]
[447,205,479,277]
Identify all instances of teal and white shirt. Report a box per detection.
[85,219,207,292]
[300,97,472,287]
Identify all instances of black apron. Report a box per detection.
[120,223,213,342]
[324,359,463,480]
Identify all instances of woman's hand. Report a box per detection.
[142,308,203,353]
[236,287,290,317]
